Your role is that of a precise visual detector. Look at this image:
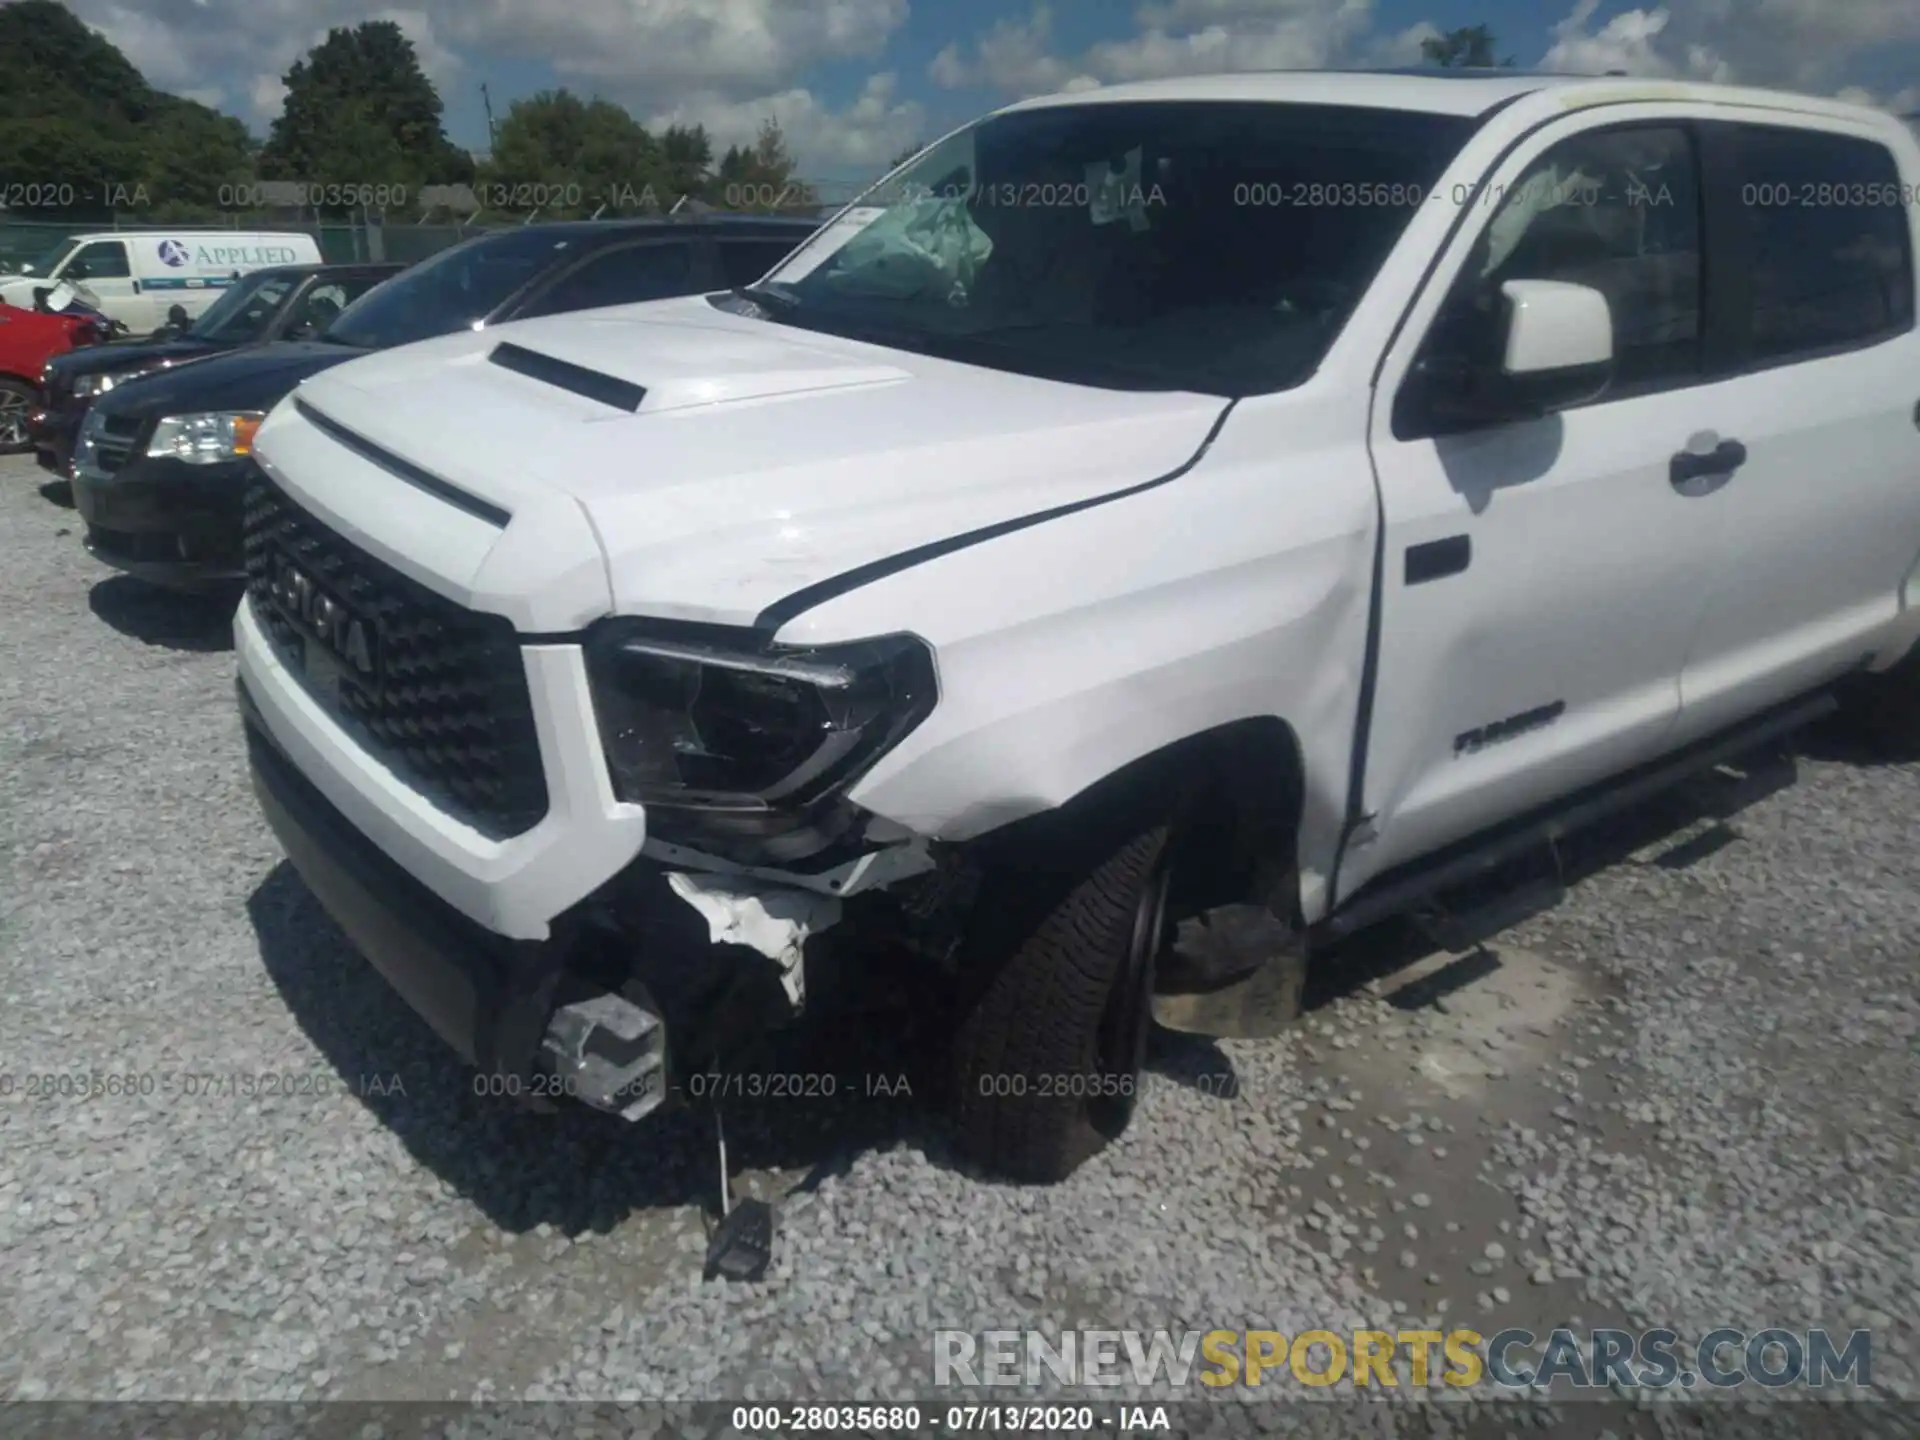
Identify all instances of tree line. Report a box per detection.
[0,0,811,223]
[0,0,1517,226]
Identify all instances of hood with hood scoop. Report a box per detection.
[261,295,1229,630]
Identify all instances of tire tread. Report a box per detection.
[951,825,1168,1182]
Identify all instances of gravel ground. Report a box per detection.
[1,452,1915,1430]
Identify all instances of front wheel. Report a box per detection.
[950,823,1172,1182]
[0,378,34,454]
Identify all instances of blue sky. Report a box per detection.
[72,0,1920,182]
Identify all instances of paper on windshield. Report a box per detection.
[774,207,888,282]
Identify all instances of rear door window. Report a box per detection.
[1728,124,1915,365]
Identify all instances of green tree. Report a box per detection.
[710,118,814,211]
[887,142,923,169]
[660,124,715,207]
[258,21,472,211]
[480,89,672,217]
[1420,24,1516,68]
[0,0,251,221]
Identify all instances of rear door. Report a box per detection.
[1343,115,1722,892]
[1667,118,1920,742]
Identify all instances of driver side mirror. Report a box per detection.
[1402,279,1614,438]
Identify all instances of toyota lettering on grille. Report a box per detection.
[267,555,380,687]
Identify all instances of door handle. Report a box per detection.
[1670,438,1746,488]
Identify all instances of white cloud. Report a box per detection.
[1362,20,1442,68]
[1541,0,1920,91]
[649,72,926,173]
[1834,82,1920,114]
[933,0,1376,96]
[441,0,905,96]
[83,6,200,92]
[926,6,1079,95]
[248,74,287,123]
[934,0,1920,107]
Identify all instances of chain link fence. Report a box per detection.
[0,178,873,275]
[0,217,502,273]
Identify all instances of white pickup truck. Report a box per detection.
[235,70,1920,1187]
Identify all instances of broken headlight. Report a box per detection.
[585,624,938,815]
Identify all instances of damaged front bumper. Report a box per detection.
[245,697,570,1088]
[243,681,897,1121]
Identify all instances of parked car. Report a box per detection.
[0,231,324,331]
[72,217,816,588]
[33,262,403,476]
[0,298,114,453]
[233,72,1920,1191]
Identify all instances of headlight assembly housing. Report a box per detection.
[585,623,938,862]
[147,410,264,464]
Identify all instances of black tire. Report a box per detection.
[951,823,1172,1183]
[0,377,34,455]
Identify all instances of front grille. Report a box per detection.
[243,474,550,838]
[79,412,142,474]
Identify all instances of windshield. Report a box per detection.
[189,271,295,342]
[30,238,80,276]
[321,229,577,349]
[756,102,1474,394]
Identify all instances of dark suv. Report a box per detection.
[72,216,817,589]
[34,263,403,475]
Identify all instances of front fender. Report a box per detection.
[786,392,1379,925]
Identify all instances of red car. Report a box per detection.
[0,302,109,455]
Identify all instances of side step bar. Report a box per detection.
[1317,690,1836,941]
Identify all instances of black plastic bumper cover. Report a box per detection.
[241,678,562,1078]
[30,405,78,470]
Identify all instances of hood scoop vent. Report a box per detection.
[489,342,646,413]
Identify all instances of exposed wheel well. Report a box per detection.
[963,717,1306,919]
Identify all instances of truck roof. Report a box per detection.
[1002,68,1907,130]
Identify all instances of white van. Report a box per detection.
[0,231,322,331]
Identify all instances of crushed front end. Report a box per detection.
[234,433,945,1122]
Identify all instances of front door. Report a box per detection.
[1339,116,1723,898]
[58,240,143,327]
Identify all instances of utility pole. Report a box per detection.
[481,82,498,151]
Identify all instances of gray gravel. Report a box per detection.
[2,454,1915,1424]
